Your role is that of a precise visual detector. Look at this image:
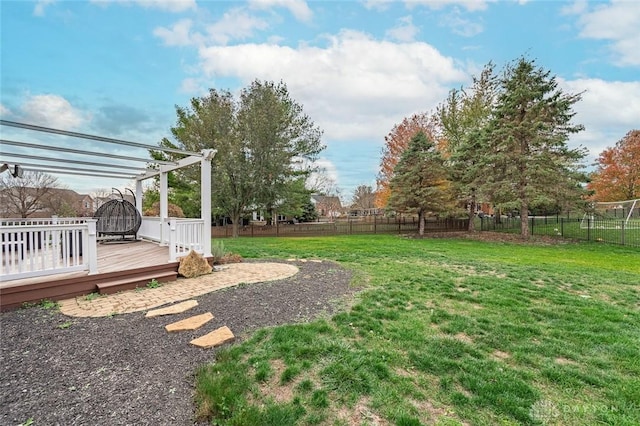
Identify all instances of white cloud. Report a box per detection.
[572,0,640,66]
[307,158,340,192]
[561,78,640,158]
[439,8,483,37]
[153,9,270,47]
[362,0,394,11]
[0,104,12,117]
[153,19,195,46]
[90,0,196,13]
[33,0,55,16]
[249,0,313,23]
[560,0,588,15]
[197,30,467,141]
[205,8,269,45]
[405,0,491,12]
[386,15,419,42]
[20,94,87,129]
[179,77,202,94]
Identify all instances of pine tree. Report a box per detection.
[480,57,587,238]
[438,62,498,231]
[388,131,454,235]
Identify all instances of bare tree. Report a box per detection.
[351,185,376,210]
[0,171,60,218]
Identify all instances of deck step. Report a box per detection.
[97,271,177,295]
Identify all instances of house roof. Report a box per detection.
[311,195,342,208]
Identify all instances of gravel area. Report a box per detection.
[0,260,355,426]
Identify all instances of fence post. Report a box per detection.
[621,221,625,245]
[349,219,352,235]
[374,215,377,234]
[561,218,564,237]
[531,217,534,235]
[587,218,591,241]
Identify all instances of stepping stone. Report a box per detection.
[190,326,235,349]
[165,312,213,332]
[146,300,199,318]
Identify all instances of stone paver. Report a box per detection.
[145,300,198,318]
[58,262,300,318]
[190,326,235,349]
[165,312,214,332]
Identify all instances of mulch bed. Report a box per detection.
[0,260,355,426]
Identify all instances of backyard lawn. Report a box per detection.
[196,234,640,425]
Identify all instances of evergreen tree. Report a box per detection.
[388,131,454,235]
[479,57,587,238]
[437,62,498,231]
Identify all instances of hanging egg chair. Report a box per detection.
[94,188,142,240]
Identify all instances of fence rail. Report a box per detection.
[169,219,205,261]
[212,217,469,238]
[480,216,640,248]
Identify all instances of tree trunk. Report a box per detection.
[468,193,476,232]
[418,210,425,236]
[231,213,240,238]
[520,201,530,239]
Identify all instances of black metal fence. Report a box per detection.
[480,216,640,248]
[212,216,469,238]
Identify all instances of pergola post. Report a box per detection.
[200,149,215,258]
[159,168,169,245]
[135,179,143,214]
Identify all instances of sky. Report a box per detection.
[1,0,639,201]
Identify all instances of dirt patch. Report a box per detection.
[454,332,474,344]
[337,397,387,426]
[415,231,568,245]
[555,357,578,366]
[492,350,511,360]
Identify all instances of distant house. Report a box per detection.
[0,187,95,218]
[311,194,343,220]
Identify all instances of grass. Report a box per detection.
[195,234,640,425]
[147,278,161,289]
[480,217,640,248]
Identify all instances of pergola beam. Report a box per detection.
[1,120,201,157]
[22,167,138,179]
[0,152,149,171]
[1,139,177,165]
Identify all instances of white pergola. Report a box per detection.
[0,120,215,268]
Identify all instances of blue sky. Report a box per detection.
[1,0,639,201]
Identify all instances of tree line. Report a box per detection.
[376,56,639,238]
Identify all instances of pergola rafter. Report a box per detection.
[0,120,215,258]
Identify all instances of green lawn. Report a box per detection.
[195,235,640,425]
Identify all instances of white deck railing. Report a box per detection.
[0,216,207,281]
[169,218,205,261]
[140,217,206,261]
[0,219,98,281]
[139,216,163,242]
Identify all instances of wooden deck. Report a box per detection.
[0,240,190,311]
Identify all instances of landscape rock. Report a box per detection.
[165,312,214,332]
[178,250,212,278]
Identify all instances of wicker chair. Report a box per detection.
[94,189,142,240]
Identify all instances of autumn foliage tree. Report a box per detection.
[376,112,439,207]
[588,130,640,201]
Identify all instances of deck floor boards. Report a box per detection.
[1,240,170,288]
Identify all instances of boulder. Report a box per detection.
[178,250,212,278]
